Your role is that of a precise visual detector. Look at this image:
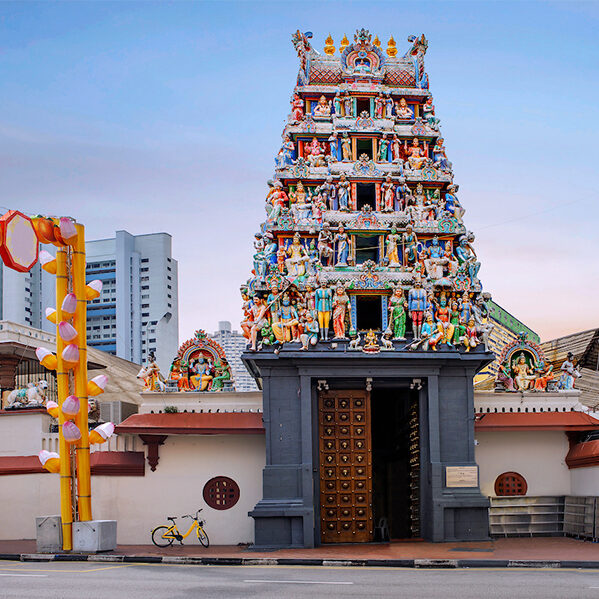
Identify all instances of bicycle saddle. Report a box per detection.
[167,516,177,520]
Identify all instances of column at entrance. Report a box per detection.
[318,390,373,543]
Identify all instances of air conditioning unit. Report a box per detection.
[98,401,138,424]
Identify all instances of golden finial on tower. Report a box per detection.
[386,35,397,57]
[324,34,335,55]
[373,35,381,48]
[340,34,349,54]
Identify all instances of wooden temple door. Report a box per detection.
[319,390,373,543]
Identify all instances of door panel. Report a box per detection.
[319,390,373,543]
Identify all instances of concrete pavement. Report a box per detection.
[2,537,599,569]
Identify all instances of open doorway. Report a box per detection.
[356,97,370,116]
[355,295,382,331]
[356,182,376,209]
[371,387,420,540]
[356,139,373,160]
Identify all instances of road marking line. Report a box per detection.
[244,579,353,585]
[0,574,48,577]
[0,565,131,574]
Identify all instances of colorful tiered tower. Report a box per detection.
[242,30,494,549]
[242,29,490,352]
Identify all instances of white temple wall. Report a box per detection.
[92,434,265,545]
[0,434,265,545]
[570,467,599,496]
[475,431,571,497]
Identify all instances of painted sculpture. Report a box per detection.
[494,333,576,392]
[164,330,236,392]
[241,30,492,353]
[6,379,49,408]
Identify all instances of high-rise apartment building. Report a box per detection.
[0,256,56,333]
[209,321,257,392]
[85,230,179,372]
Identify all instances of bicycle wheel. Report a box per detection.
[152,526,174,547]
[197,526,210,548]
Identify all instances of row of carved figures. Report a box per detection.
[292,93,439,129]
[495,351,581,393]
[251,228,479,285]
[276,135,450,172]
[266,180,463,223]
[240,282,490,353]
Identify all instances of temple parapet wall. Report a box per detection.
[137,390,262,415]
[475,390,584,414]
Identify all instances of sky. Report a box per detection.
[1,0,598,344]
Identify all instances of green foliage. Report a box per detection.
[164,405,179,414]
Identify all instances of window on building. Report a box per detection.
[167,285,172,290]
[141,277,149,282]
[356,138,373,160]
[141,258,149,263]
[356,182,376,210]
[149,338,156,343]
[141,304,149,308]
[167,275,171,281]
[356,97,370,115]
[142,312,149,317]
[494,472,528,496]
[141,268,149,273]
[141,286,149,290]
[355,235,379,265]
[202,476,240,510]
[355,295,382,331]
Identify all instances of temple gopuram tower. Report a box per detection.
[242,30,494,548]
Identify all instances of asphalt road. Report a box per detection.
[2,561,599,598]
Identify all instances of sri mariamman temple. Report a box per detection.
[1,29,598,553]
[240,29,498,547]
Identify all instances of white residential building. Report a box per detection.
[86,230,179,373]
[209,321,257,392]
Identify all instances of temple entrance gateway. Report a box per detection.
[371,387,420,539]
[319,390,373,543]
[318,386,420,543]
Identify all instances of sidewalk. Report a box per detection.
[1,537,599,568]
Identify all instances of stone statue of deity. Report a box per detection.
[313,95,332,118]
[422,97,440,130]
[395,98,413,119]
[388,286,408,339]
[402,224,419,268]
[318,223,334,266]
[378,134,390,162]
[382,175,395,212]
[291,93,304,122]
[285,232,309,277]
[305,137,326,167]
[332,284,350,339]
[385,227,402,267]
[275,135,295,169]
[341,132,352,161]
[334,225,350,267]
[404,137,428,170]
[337,173,351,211]
[315,283,333,341]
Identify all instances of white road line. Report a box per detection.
[244,579,353,585]
[0,574,48,577]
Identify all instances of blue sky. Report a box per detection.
[2,1,598,342]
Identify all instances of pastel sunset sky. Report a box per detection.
[2,1,598,343]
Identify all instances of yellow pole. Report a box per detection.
[55,246,73,551]
[72,223,92,521]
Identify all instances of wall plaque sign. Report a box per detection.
[445,466,478,488]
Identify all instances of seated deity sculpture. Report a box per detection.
[305,137,326,167]
[395,98,413,119]
[285,232,309,277]
[313,95,332,118]
[404,137,428,170]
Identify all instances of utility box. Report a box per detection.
[73,520,117,552]
[36,515,63,553]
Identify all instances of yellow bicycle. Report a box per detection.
[151,509,209,548]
